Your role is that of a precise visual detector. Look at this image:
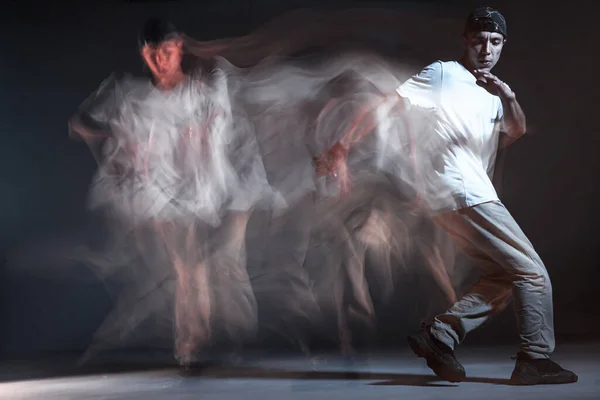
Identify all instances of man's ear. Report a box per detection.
[141,45,152,63]
[461,34,468,47]
[141,45,160,78]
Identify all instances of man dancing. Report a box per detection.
[69,18,267,366]
[315,7,577,385]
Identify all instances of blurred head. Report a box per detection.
[461,7,507,72]
[138,18,184,82]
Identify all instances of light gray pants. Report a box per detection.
[430,200,555,359]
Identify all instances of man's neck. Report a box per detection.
[155,70,186,91]
[459,56,476,76]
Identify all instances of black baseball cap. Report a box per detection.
[464,7,507,38]
[138,17,180,48]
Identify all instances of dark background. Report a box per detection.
[1,0,598,358]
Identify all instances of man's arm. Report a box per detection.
[337,93,408,150]
[314,62,441,177]
[498,92,527,148]
[312,93,408,178]
[68,113,116,166]
[499,91,527,138]
[68,114,109,142]
[337,61,442,151]
[474,69,527,147]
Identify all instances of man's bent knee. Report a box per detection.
[512,259,552,294]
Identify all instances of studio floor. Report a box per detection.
[0,342,597,399]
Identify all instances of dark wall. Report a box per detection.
[1,0,598,356]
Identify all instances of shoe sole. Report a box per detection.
[510,370,579,385]
[407,334,466,383]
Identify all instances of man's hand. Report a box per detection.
[313,141,350,193]
[313,141,348,176]
[473,69,515,100]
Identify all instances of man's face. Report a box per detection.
[462,31,505,71]
[141,38,183,80]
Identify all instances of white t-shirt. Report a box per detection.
[395,60,504,215]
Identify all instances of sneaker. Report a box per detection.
[510,352,578,385]
[407,326,466,383]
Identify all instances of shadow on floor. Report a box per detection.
[0,356,515,387]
